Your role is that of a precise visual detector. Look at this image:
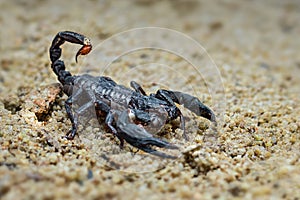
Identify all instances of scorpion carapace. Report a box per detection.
[49,31,217,159]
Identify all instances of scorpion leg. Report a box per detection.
[130,81,147,96]
[116,110,178,159]
[94,100,125,147]
[105,112,124,147]
[64,88,95,139]
[64,95,79,139]
[156,89,217,124]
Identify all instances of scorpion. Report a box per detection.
[49,31,217,158]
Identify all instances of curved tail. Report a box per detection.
[49,31,92,85]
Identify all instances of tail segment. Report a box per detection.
[49,31,92,85]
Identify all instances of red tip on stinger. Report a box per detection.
[75,44,92,63]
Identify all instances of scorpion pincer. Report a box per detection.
[49,31,217,158]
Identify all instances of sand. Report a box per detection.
[0,0,299,199]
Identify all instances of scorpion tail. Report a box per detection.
[49,31,92,84]
[116,110,179,159]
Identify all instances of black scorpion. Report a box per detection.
[49,31,217,158]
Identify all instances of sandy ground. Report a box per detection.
[0,0,300,199]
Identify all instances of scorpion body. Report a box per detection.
[49,31,216,158]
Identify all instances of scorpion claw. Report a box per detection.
[158,90,217,124]
[138,145,178,159]
[116,110,178,158]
